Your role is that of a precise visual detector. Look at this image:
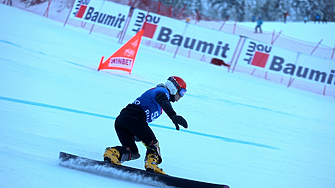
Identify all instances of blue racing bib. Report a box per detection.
[133,87,170,123]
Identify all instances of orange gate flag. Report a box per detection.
[98,29,144,74]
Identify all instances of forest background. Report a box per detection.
[25,0,334,22]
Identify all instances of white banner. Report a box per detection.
[126,9,186,37]
[238,38,297,70]
[238,38,335,87]
[294,54,335,86]
[70,0,130,31]
[127,9,241,61]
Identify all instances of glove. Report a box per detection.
[171,115,188,130]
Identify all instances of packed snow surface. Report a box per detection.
[1,4,334,188]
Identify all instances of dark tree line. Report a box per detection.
[24,0,334,22]
[135,0,334,22]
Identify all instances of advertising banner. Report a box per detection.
[70,0,130,31]
[127,9,241,61]
[238,38,335,87]
[294,54,335,86]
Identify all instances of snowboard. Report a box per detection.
[59,152,229,188]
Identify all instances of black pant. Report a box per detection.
[114,104,157,155]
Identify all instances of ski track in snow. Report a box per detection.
[0,96,279,150]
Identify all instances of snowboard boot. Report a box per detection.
[104,146,141,165]
[145,153,166,174]
[103,147,121,165]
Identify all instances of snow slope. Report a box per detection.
[197,20,335,47]
[1,4,335,188]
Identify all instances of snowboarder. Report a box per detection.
[103,76,188,174]
[322,15,327,24]
[3,0,12,6]
[255,16,263,33]
[283,11,290,23]
[304,16,308,23]
[315,14,320,24]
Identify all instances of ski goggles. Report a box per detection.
[168,77,187,97]
[178,88,187,97]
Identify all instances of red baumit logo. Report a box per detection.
[243,41,272,68]
[75,5,87,18]
[131,12,160,39]
[143,22,157,39]
[250,51,269,68]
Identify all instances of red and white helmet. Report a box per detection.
[165,76,187,97]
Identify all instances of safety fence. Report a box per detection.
[111,0,335,61]
[5,0,335,97]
